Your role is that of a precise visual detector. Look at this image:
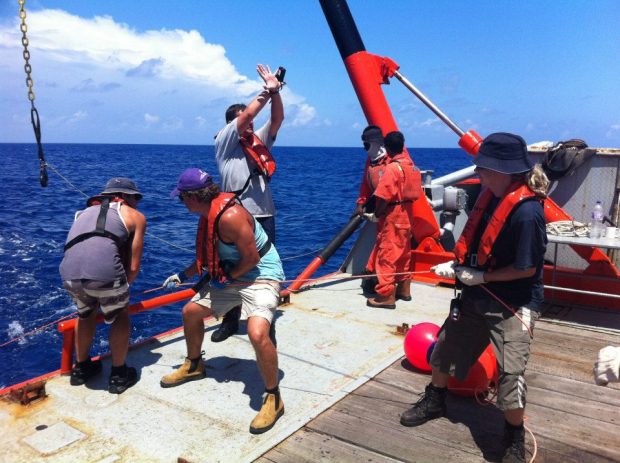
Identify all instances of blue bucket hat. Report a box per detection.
[474,132,533,174]
[170,168,214,198]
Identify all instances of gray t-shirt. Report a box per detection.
[214,119,276,217]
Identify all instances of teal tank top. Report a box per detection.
[217,218,285,282]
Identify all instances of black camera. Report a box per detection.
[449,294,462,322]
[275,66,286,83]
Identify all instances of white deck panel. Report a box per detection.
[1,277,454,462]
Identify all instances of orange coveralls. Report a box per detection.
[356,157,388,274]
[372,152,419,296]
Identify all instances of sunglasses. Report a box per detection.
[363,141,370,151]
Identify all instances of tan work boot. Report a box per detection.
[249,392,284,434]
[160,357,205,388]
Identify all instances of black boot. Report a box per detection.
[360,269,378,295]
[502,420,526,463]
[400,383,447,427]
[70,358,102,385]
[211,306,240,342]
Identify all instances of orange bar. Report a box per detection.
[60,328,75,374]
[57,288,196,373]
[284,257,324,294]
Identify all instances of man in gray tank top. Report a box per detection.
[60,177,147,394]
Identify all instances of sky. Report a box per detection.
[1,0,619,148]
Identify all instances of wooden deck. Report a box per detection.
[257,308,620,463]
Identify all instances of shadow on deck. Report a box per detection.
[257,306,620,463]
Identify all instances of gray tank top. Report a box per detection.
[59,202,129,282]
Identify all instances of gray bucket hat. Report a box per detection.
[100,177,143,199]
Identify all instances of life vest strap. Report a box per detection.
[387,199,413,206]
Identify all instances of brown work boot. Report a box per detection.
[160,357,205,388]
[367,291,396,309]
[396,280,412,301]
[249,391,285,434]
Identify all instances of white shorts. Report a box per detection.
[191,281,280,323]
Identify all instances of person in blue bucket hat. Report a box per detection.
[400,133,550,463]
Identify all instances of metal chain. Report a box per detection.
[18,0,48,187]
[18,0,35,103]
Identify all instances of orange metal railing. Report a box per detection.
[57,288,195,374]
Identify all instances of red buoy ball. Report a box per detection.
[403,322,440,372]
[448,344,498,397]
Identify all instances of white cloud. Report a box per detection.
[144,113,159,125]
[67,110,87,124]
[417,118,440,128]
[290,103,316,127]
[0,9,317,142]
[606,123,620,139]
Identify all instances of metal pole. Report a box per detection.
[393,70,464,137]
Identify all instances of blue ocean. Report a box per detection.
[0,143,472,388]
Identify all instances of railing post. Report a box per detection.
[58,319,77,374]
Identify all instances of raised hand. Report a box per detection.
[257,64,280,93]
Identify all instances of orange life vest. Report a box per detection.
[384,153,422,207]
[366,157,388,191]
[453,182,541,268]
[195,192,237,277]
[239,133,276,179]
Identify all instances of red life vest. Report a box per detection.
[453,182,541,268]
[383,153,422,207]
[239,133,276,179]
[195,192,237,277]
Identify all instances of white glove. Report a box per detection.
[431,260,455,278]
[594,345,620,386]
[455,266,486,286]
[163,272,186,289]
[363,212,378,223]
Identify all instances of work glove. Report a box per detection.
[363,212,378,223]
[455,266,486,286]
[431,260,455,278]
[209,274,232,290]
[594,345,620,386]
[163,271,187,289]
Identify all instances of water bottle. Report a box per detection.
[590,201,604,238]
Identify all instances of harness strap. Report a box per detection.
[232,174,254,197]
[258,240,272,258]
[387,199,413,206]
[63,198,124,252]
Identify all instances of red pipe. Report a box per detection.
[284,256,324,294]
[57,288,195,373]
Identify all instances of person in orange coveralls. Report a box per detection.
[354,125,389,294]
[366,131,420,309]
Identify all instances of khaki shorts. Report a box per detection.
[430,292,539,410]
[63,278,129,324]
[191,281,280,323]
